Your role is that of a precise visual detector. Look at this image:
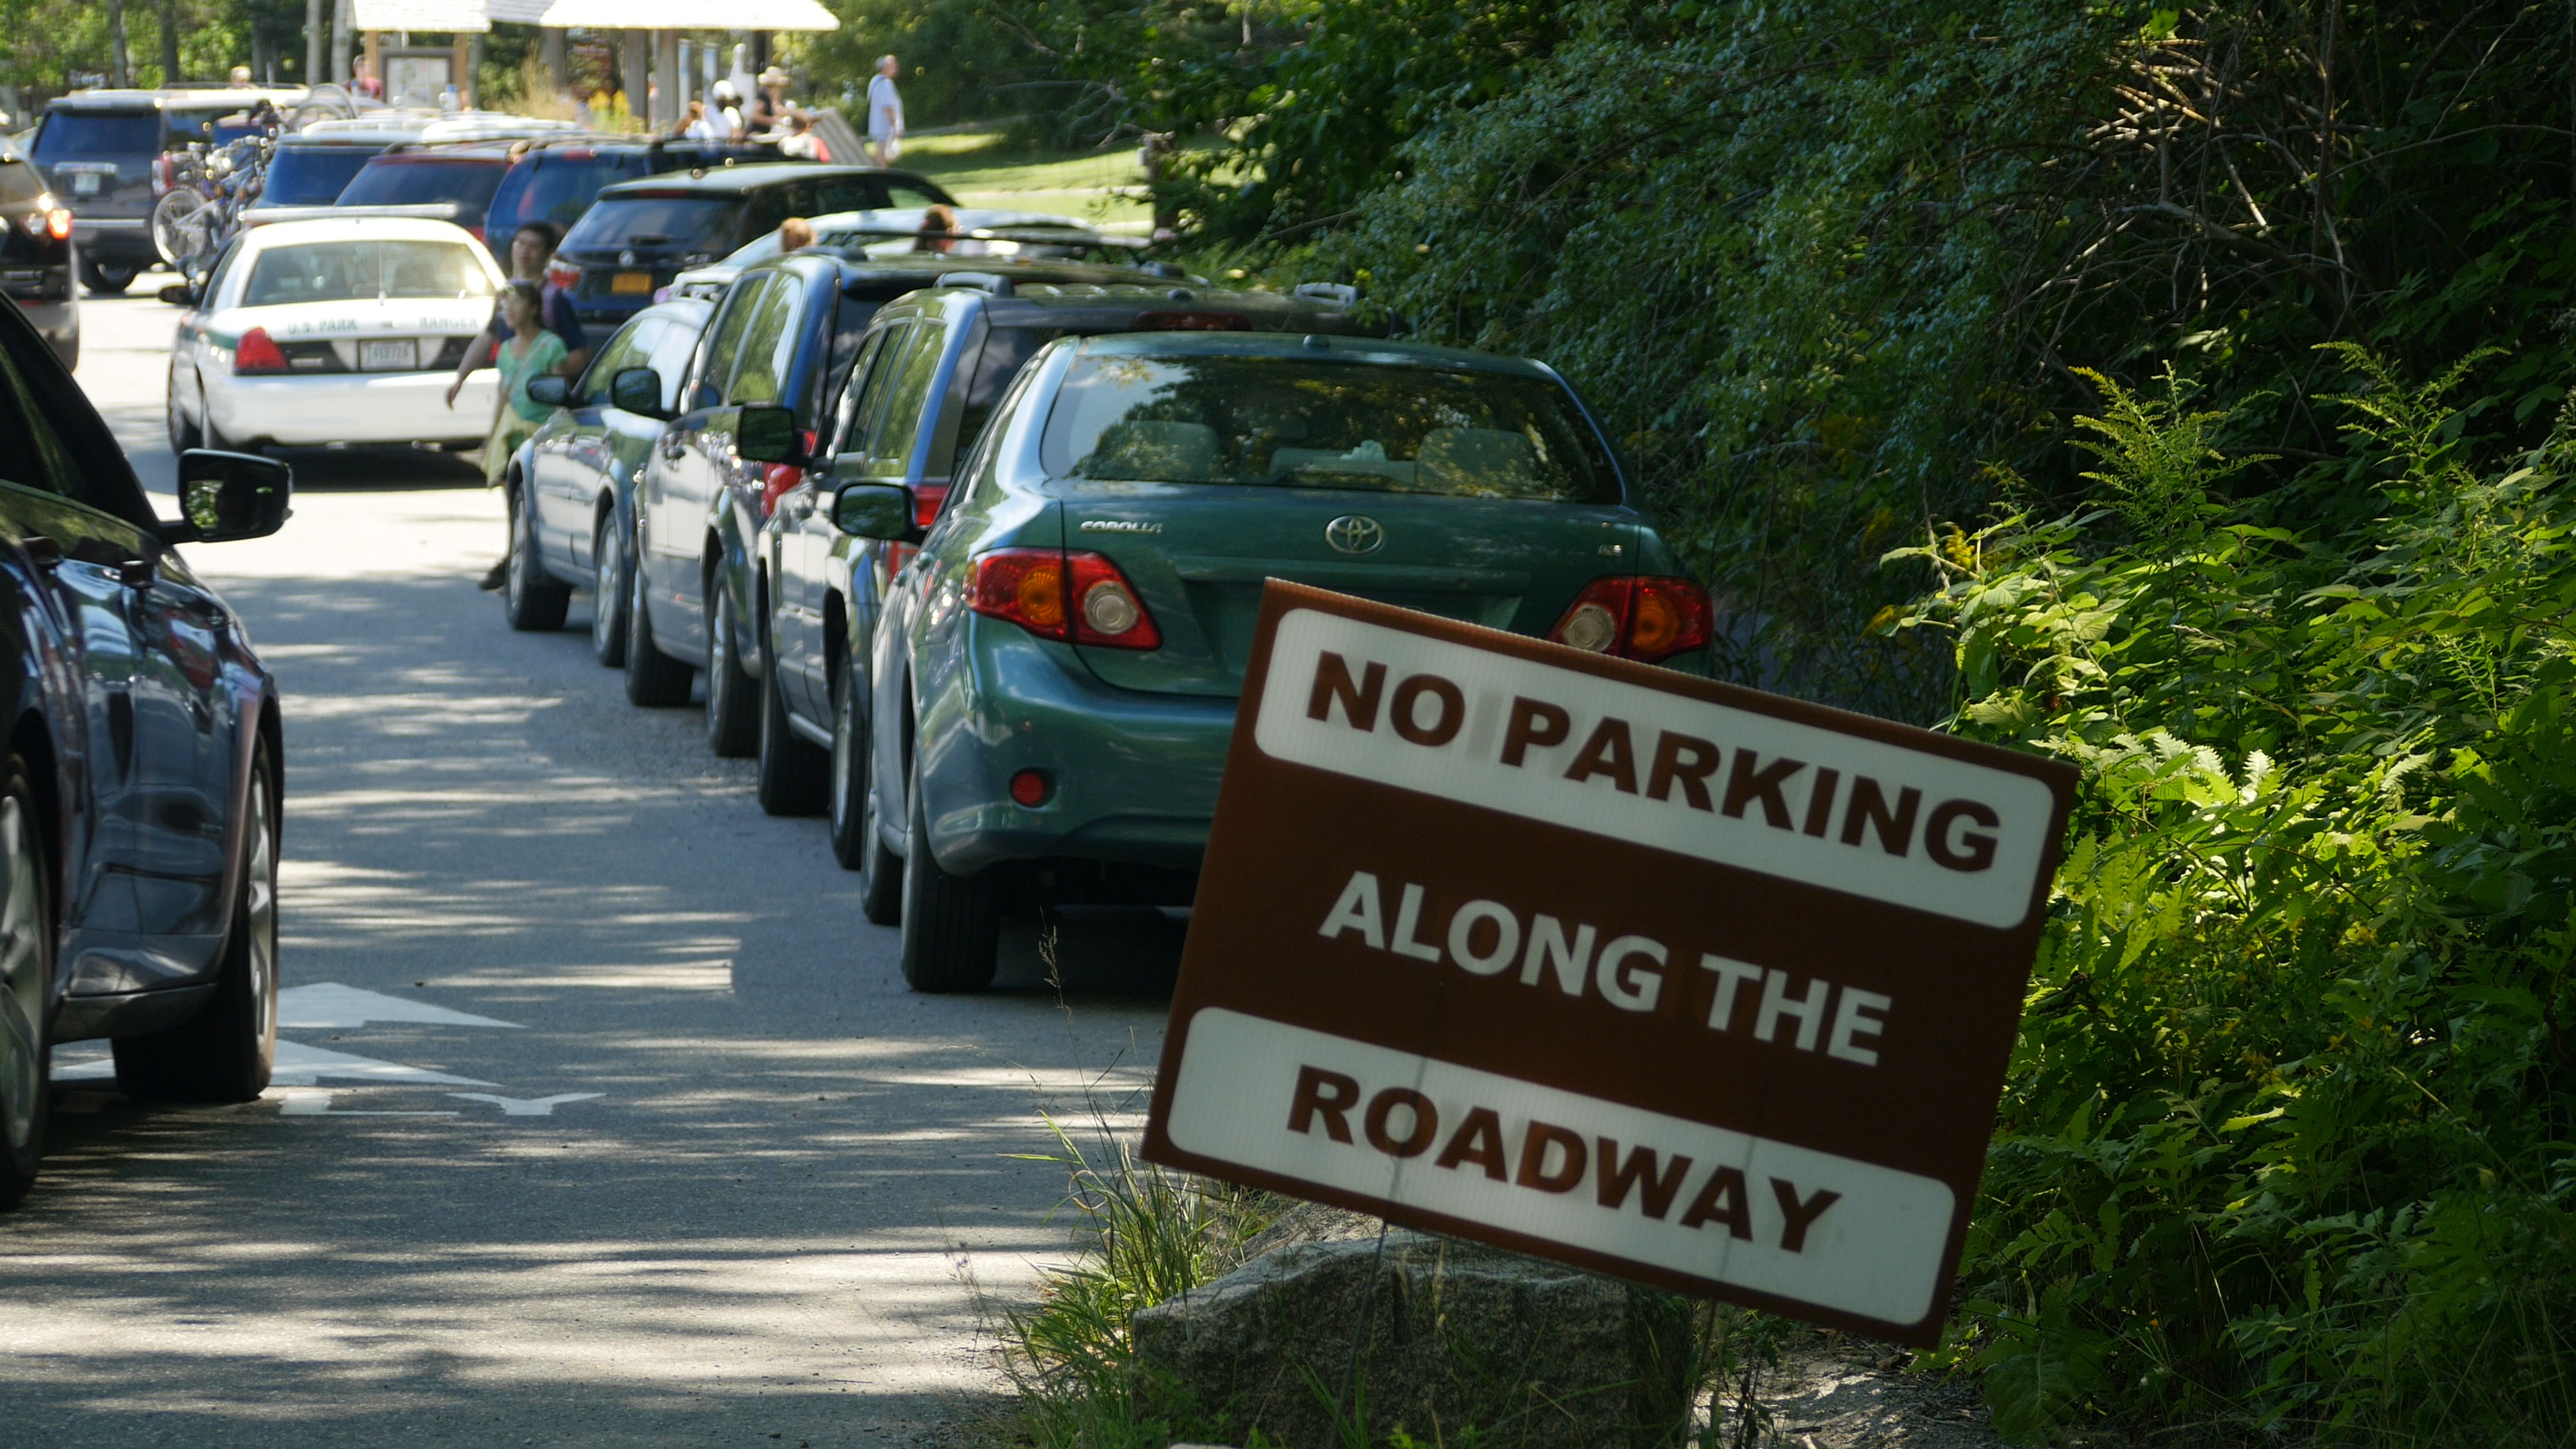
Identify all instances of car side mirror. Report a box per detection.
[173,449,291,543]
[833,483,914,540]
[525,373,572,407]
[610,366,663,417]
[737,404,800,465]
[157,280,202,307]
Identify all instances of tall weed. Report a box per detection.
[1890,356,2576,1444]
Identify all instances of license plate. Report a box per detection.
[360,339,418,371]
[610,271,652,295]
[70,174,101,197]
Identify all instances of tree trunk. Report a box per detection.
[159,0,181,87]
[108,0,133,88]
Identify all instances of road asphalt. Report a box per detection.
[1,292,1183,1448]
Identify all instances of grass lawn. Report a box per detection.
[896,129,1153,231]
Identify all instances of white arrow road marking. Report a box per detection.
[58,1041,496,1086]
[278,1089,460,1118]
[447,1092,604,1117]
[276,982,523,1030]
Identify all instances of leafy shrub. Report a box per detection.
[1888,354,2576,1443]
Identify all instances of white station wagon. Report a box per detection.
[165,216,505,452]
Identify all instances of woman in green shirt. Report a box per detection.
[483,282,569,488]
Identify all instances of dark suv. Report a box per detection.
[484,136,777,243]
[0,146,77,368]
[554,164,955,329]
[29,88,300,293]
[334,144,520,245]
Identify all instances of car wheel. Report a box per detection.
[834,663,903,924]
[623,537,694,706]
[755,634,827,816]
[166,370,201,453]
[113,745,278,1104]
[78,258,136,295]
[0,757,54,1211]
[590,513,628,667]
[897,747,998,993]
[502,488,572,632]
[704,582,758,757]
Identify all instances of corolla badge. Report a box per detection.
[1324,515,1385,555]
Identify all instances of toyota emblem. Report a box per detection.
[1324,515,1385,555]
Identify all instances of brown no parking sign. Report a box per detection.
[1142,582,2077,1345]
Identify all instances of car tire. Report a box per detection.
[897,748,998,994]
[590,513,629,667]
[166,370,201,453]
[78,258,136,295]
[502,488,572,632]
[112,745,278,1104]
[832,661,904,922]
[623,539,694,706]
[0,757,56,1211]
[703,582,758,757]
[755,636,827,816]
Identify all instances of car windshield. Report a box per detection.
[0,156,46,205]
[242,239,494,305]
[32,111,158,162]
[1039,354,1619,503]
[338,158,509,211]
[564,195,739,252]
[262,146,381,205]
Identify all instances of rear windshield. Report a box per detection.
[263,146,380,206]
[338,157,510,213]
[1040,354,1618,503]
[492,152,648,232]
[32,111,158,162]
[242,239,494,306]
[563,195,739,252]
[167,108,252,145]
[0,156,46,205]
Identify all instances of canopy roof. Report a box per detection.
[353,0,839,28]
[350,0,491,30]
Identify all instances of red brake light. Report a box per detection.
[1138,311,1250,331]
[547,258,580,289]
[232,327,290,375]
[152,155,174,196]
[759,464,802,517]
[910,484,948,528]
[42,209,70,241]
[1548,576,1713,663]
[969,548,1161,650]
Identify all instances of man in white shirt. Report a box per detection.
[709,80,747,142]
[867,56,903,166]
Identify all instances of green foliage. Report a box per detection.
[1886,356,2576,1442]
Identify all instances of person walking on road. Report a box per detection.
[445,222,590,588]
[480,283,568,490]
[867,56,903,166]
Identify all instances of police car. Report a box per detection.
[165,215,505,451]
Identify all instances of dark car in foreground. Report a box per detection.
[28,87,303,292]
[0,294,294,1209]
[848,330,1709,991]
[0,145,77,369]
[552,164,954,329]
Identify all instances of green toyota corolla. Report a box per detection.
[848,330,1713,991]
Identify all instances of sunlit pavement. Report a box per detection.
[1,292,1181,1447]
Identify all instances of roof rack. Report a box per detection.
[936,271,1014,297]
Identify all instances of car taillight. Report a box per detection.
[968,548,1161,650]
[1548,576,1713,663]
[152,155,174,196]
[232,327,290,376]
[910,484,947,527]
[17,206,70,241]
[760,464,802,517]
[1138,311,1251,331]
[44,209,70,241]
[547,258,580,289]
